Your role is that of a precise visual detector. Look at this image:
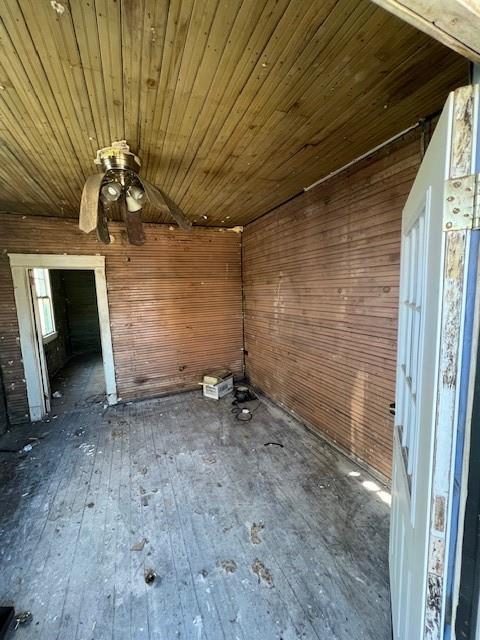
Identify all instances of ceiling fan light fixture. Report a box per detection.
[101,181,122,202]
[126,195,142,212]
[125,185,145,212]
[128,185,145,203]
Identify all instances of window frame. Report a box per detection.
[31,268,57,343]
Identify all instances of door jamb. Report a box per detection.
[8,254,117,420]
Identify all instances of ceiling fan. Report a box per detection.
[79,140,192,245]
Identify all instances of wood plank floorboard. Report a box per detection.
[0,362,391,639]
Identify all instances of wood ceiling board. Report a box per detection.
[0,0,469,226]
[237,53,466,221]
[163,0,339,198]
[176,1,379,209]
[372,0,480,63]
[190,27,458,217]
[0,4,86,196]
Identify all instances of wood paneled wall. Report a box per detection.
[0,367,7,435]
[0,216,243,424]
[243,130,423,479]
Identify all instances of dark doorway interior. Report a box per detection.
[43,269,105,411]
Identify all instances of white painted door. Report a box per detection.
[29,269,51,413]
[390,85,480,639]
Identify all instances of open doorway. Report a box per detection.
[33,268,105,412]
[9,254,117,420]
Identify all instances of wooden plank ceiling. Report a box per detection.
[372,0,480,62]
[0,0,468,227]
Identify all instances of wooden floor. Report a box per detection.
[0,356,392,639]
[49,352,106,412]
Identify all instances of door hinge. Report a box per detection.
[444,174,480,231]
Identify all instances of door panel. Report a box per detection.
[390,85,479,640]
[29,269,51,413]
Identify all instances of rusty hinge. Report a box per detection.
[444,174,479,231]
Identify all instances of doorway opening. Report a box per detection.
[35,268,105,412]
[9,254,117,420]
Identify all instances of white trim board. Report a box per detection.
[9,254,105,269]
[8,253,117,420]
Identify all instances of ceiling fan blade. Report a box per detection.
[140,178,192,230]
[79,173,105,233]
[96,200,111,245]
[120,195,145,246]
[158,187,193,230]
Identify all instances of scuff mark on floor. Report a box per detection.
[193,614,203,640]
[251,559,273,587]
[250,522,264,544]
[218,559,237,574]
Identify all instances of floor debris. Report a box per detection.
[264,442,284,448]
[52,391,62,398]
[250,522,265,545]
[139,486,154,507]
[251,559,273,587]
[144,569,157,585]
[131,538,147,551]
[14,611,33,630]
[219,560,237,574]
[78,443,95,456]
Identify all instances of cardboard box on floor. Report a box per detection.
[201,369,234,400]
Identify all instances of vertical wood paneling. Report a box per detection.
[243,130,423,478]
[0,217,243,424]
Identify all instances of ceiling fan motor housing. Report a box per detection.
[95,141,141,174]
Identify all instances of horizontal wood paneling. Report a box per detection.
[0,366,8,434]
[0,0,467,226]
[243,130,423,478]
[0,216,243,424]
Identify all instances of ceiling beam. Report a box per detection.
[372,0,480,63]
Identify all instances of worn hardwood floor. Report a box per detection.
[49,352,106,412]
[0,358,391,639]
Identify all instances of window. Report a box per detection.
[395,204,426,498]
[32,268,56,341]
